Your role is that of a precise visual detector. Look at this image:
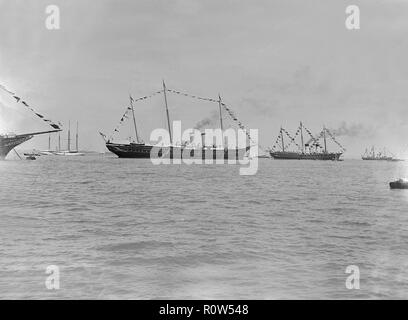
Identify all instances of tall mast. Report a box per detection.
[323,126,327,153]
[281,127,285,152]
[218,94,224,132]
[162,80,172,145]
[58,132,61,151]
[129,95,140,143]
[300,121,304,153]
[218,94,224,147]
[76,121,79,151]
[48,134,51,150]
[68,120,71,152]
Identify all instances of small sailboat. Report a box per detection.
[55,121,84,156]
[25,154,37,160]
[23,151,41,157]
[39,134,56,155]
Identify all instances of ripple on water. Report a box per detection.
[1,156,408,298]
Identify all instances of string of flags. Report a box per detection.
[325,128,346,152]
[110,105,131,140]
[165,88,258,146]
[282,127,302,151]
[0,84,15,95]
[109,90,163,140]
[112,87,258,146]
[0,83,61,130]
[271,123,346,153]
[166,89,219,103]
[220,102,257,145]
[271,132,283,151]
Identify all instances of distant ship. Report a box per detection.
[269,122,345,161]
[362,147,401,161]
[104,81,250,160]
[55,121,84,156]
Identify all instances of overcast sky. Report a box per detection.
[1,0,408,157]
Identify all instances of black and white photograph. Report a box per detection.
[1,0,407,308]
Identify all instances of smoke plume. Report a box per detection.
[328,122,375,138]
[194,110,220,130]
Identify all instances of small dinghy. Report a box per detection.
[390,179,408,189]
[25,155,36,160]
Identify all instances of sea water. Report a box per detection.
[0,155,407,299]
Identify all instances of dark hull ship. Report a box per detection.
[103,81,250,160]
[269,122,345,161]
[271,150,342,161]
[106,143,250,159]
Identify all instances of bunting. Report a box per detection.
[271,131,284,151]
[282,126,302,151]
[109,90,163,140]
[325,128,346,152]
[111,86,264,149]
[0,83,62,131]
[0,84,15,95]
[166,87,259,146]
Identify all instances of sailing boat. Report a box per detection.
[39,134,55,155]
[269,122,345,160]
[104,81,249,159]
[0,84,62,160]
[55,121,84,156]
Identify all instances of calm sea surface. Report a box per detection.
[0,155,408,299]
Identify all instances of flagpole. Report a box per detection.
[300,121,304,154]
[76,121,79,151]
[218,94,224,148]
[68,120,71,152]
[162,80,172,145]
[281,127,285,152]
[129,95,140,143]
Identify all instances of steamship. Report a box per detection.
[104,81,250,160]
[362,147,393,161]
[269,122,344,161]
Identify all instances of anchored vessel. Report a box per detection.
[269,122,344,160]
[55,121,84,156]
[0,84,61,160]
[104,81,250,160]
[362,147,399,161]
[0,130,59,160]
[390,179,408,189]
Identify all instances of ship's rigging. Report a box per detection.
[269,122,345,160]
[107,81,258,147]
[271,122,346,154]
[102,81,255,159]
[0,83,62,159]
